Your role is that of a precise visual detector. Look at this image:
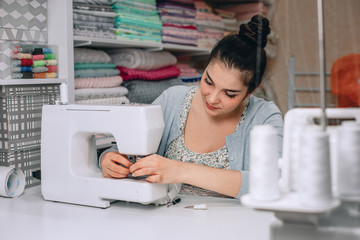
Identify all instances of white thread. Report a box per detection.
[249,125,280,201]
[336,122,360,199]
[298,127,333,208]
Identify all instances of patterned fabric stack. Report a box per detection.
[72,0,117,39]
[110,48,184,103]
[74,48,130,105]
[157,0,198,46]
[193,0,225,49]
[110,0,162,43]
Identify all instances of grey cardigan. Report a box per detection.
[153,86,283,198]
[101,86,283,199]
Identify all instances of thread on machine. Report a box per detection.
[337,122,360,199]
[299,126,333,208]
[249,125,280,201]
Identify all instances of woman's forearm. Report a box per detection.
[178,161,242,198]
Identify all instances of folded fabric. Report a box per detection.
[75,96,130,105]
[118,65,180,81]
[122,77,184,103]
[75,86,128,100]
[75,75,123,89]
[74,48,112,64]
[74,68,120,78]
[109,48,177,70]
[74,63,117,70]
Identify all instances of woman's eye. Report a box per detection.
[226,92,236,98]
[204,77,213,85]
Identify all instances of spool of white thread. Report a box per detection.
[336,122,360,199]
[249,125,280,201]
[0,166,25,198]
[298,127,333,208]
[60,82,68,104]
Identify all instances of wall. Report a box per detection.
[269,0,360,114]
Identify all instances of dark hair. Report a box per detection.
[207,14,271,94]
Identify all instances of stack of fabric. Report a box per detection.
[218,2,269,25]
[72,0,117,39]
[157,0,198,46]
[110,0,162,43]
[193,0,225,49]
[74,48,130,105]
[176,63,202,85]
[110,48,184,103]
[213,8,238,35]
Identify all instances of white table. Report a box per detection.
[0,186,274,240]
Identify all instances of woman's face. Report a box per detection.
[200,59,250,118]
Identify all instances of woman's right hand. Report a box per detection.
[100,152,133,179]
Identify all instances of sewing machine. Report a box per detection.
[41,104,180,208]
[242,108,360,239]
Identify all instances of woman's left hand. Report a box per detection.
[129,154,183,184]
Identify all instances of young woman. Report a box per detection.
[100,15,283,199]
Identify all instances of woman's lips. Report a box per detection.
[206,101,218,111]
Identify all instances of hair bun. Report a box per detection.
[238,14,271,48]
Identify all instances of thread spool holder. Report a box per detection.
[241,108,360,224]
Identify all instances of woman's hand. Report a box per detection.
[100,152,133,179]
[129,154,183,184]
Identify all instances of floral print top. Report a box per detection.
[164,87,248,197]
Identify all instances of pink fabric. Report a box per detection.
[118,65,180,81]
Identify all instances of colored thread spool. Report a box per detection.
[44,53,56,60]
[19,46,34,53]
[47,65,58,72]
[34,72,46,78]
[32,54,44,61]
[32,66,48,73]
[22,72,34,79]
[337,122,360,199]
[299,127,333,208]
[12,60,21,66]
[46,72,57,78]
[249,125,280,201]
[20,66,32,72]
[13,46,20,54]
[13,53,32,59]
[46,60,57,66]
[20,59,33,66]
[33,60,46,67]
[43,48,52,54]
[32,48,43,55]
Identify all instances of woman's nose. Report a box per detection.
[208,90,220,104]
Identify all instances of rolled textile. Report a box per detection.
[109,48,177,70]
[122,77,184,104]
[118,65,180,81]
[75,86,128,100]
[75,75,123,89]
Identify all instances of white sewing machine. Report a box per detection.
[41,104,180,208]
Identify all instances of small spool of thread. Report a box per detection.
[44,53,56,60]
[298,127,333,208]
[249,125,280,201]
[46,59,57,66]
[32,54,44,61]
[32,66,48,73]
[45,72,57,78]
[47,65,58,72]
[337,122,360,199]
[20,59,33,66]
[33,60,46,67]
[60,83,68,104]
